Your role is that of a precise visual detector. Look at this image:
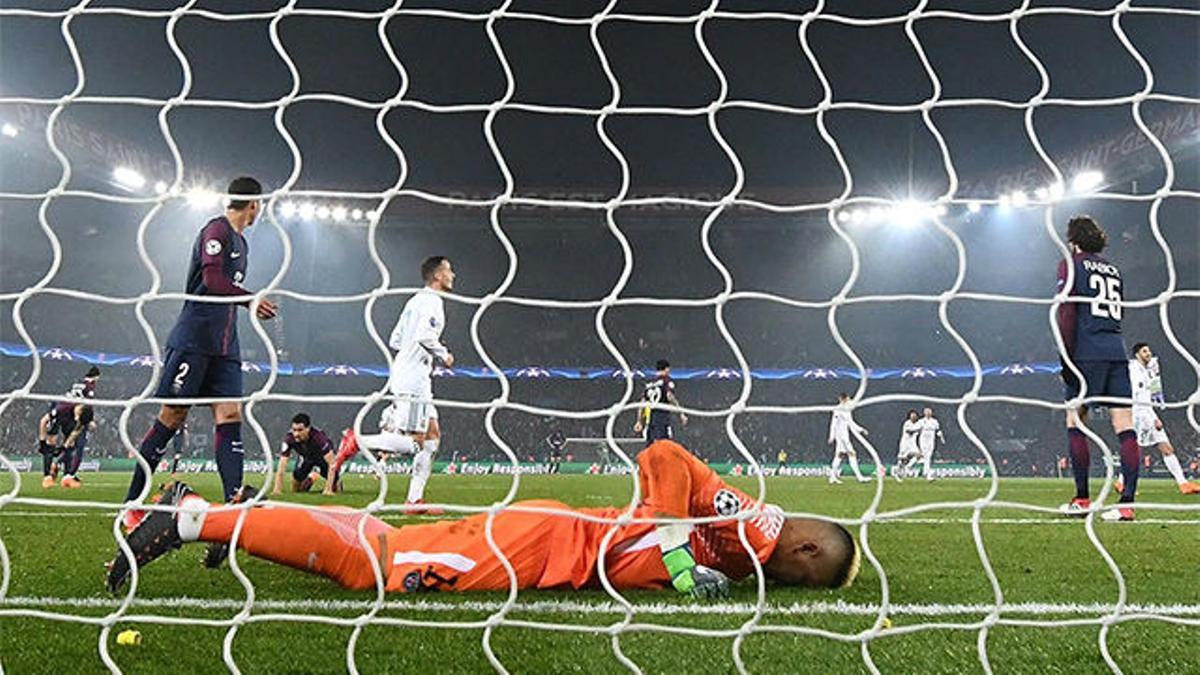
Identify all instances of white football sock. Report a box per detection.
[830,454,843,479]
[1163,453,1187,485]
[922,453,933,478]
[406,447,434,502]
[175,495,210,542]
[848,454,864,480]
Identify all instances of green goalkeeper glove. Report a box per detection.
[663,545,730,600]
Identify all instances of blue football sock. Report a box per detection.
[125,420,175,501]
[1117,430,1140,504]
[214,422,244,501]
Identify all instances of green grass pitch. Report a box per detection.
[1,470,1197,674]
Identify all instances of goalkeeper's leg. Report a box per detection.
[110,488,394,592]
[190,503,391,589]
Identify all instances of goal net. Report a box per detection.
[1,1,1197,673]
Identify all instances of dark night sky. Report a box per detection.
[1,0,1197,463]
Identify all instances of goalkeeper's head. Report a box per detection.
[764,518,860,589]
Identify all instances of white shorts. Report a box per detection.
[919,443,935,458]
[357,430,419,456]
[388,395,433,434]
[898,445,921,461]
[833,438,855,456]
[1134,416,1169,447]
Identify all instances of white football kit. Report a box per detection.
[828,406,864,456]
[356,402,439,456]
[898,419,922,459]
[1129,357,1168,447]
[918,417,940,456]
[827,403,870,482]
[386,289,450,434]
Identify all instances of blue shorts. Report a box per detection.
[46,406,83,437]
[292,455,331,483]
[644,423,673,447]
[154,347,243,400]
[46,410,68,437]
[1062,359,1131,407]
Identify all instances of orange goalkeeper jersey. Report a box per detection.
[382,448,784,593]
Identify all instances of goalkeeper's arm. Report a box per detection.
[655,519,729,600]
[662,543,730,600]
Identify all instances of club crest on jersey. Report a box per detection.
[713,489,741,517]
[205,238,222,256]
[402,571,422,593]
[234,271,244,283]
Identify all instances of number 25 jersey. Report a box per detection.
[1056,251,1126,361]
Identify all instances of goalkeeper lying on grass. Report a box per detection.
[107,440,859,598]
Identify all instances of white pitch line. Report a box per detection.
[0,511,1196,525]
[2,596,1200,618]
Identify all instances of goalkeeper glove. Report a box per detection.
[663,545,730,600]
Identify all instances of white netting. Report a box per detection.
[0,1,1198,673]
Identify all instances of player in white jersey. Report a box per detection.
[332,256,456,510]
[1126,342,1199,494]
[917,407,945,481]
[894,410,923,482]
[827,393,871,484]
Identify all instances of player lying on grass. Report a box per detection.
[106,440,860,598]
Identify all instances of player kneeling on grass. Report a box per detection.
[272,413,339,495]
[106,440,859,599]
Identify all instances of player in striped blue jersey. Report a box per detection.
[1054,216,1139,521]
